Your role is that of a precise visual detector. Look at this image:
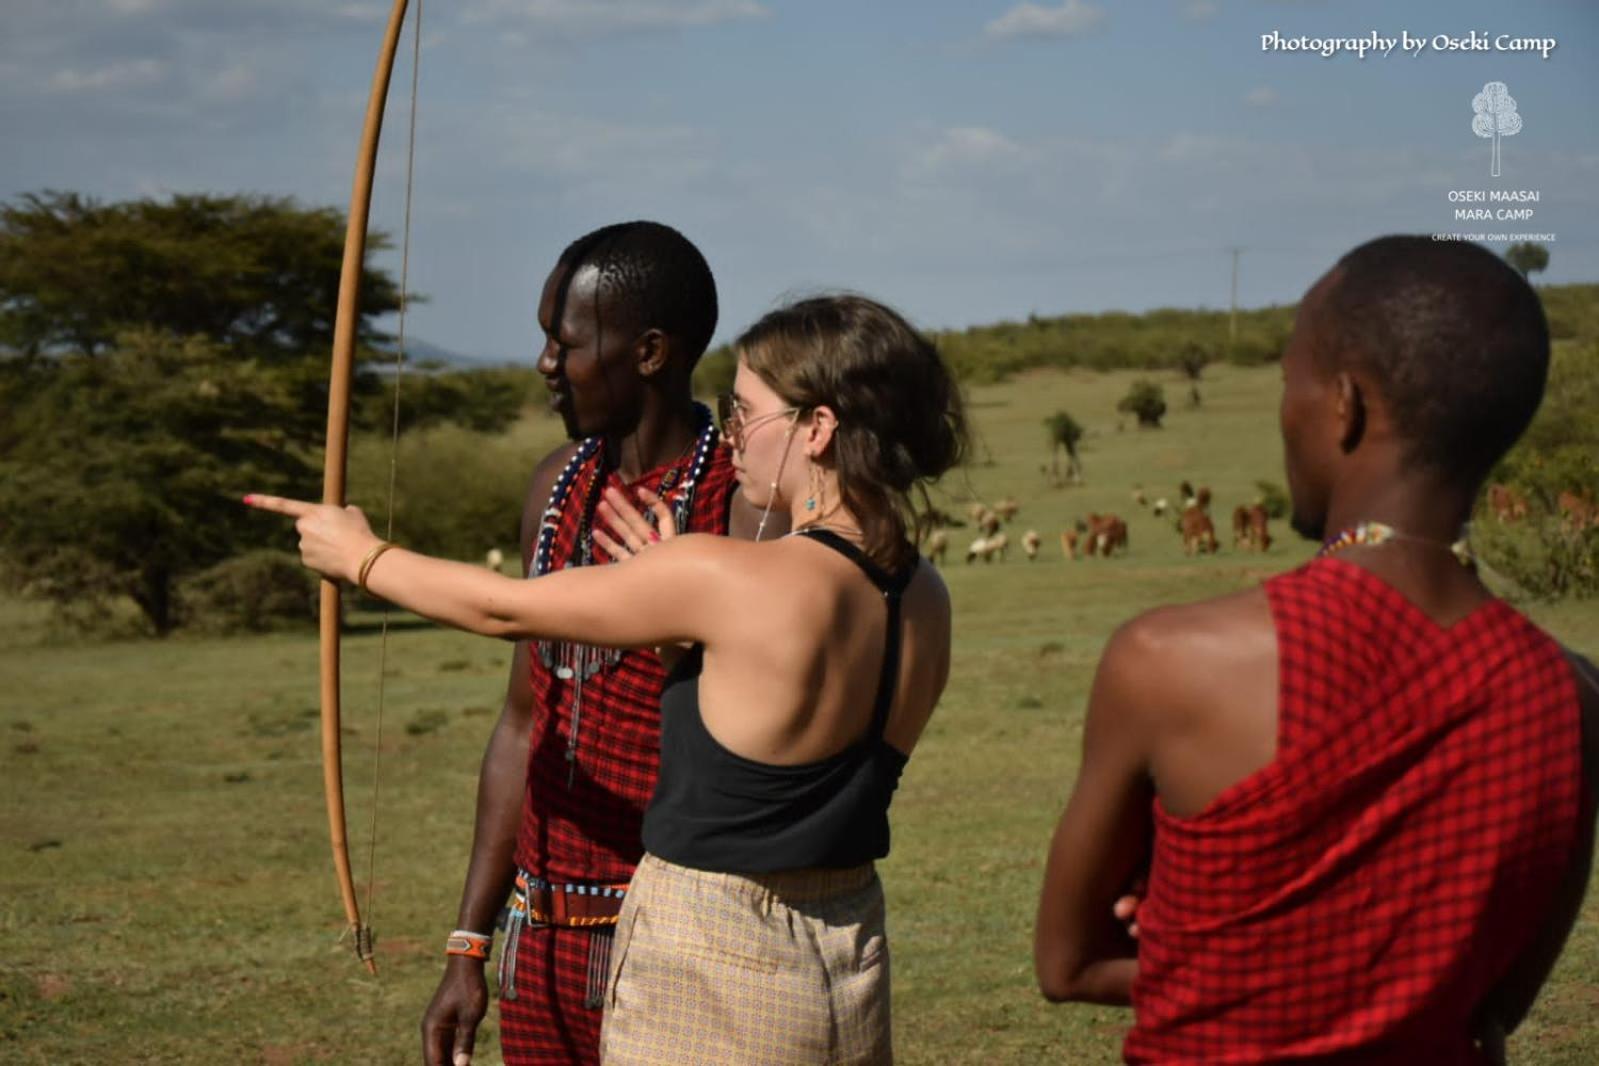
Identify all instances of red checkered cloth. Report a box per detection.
[499,441,738,1066]
[1126,557,1583,1065]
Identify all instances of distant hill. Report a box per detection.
[373,336,520,371]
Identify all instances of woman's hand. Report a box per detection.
[243,494,382,583]
[594,486,677,562]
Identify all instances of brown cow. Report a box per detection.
[1022,529,1042,560]
[1246,504,1271,552]
[1180,504,1218,555]
[1083,513,1128,557]
[1231,505,1251,549]
[1486,483,1529,523]
[994,496,1021,522]
[1557,490,1598,532]
[1060,529,1080,560]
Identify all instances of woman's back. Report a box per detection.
[645,528,948,874]
[689,530,950,767]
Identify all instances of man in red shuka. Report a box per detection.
[420,222,775,1066]
[1034,235,1597,1064]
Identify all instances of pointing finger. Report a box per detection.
[243,493,316,518]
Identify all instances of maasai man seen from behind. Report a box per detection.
[419,222,773,1066]
[1034,235,1598,1063]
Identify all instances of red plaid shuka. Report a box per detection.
[499,439,738,1066]
[1126,557,1583,1065]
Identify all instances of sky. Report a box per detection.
[4,0,1597,361]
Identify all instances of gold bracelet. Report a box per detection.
[356,541,395,592]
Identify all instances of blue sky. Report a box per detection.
[4,0,1595,360]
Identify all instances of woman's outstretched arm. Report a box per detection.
[244,493,733,648]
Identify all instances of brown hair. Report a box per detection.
[738,294,968,571]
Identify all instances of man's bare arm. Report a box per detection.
[1478,651,1599,1038]
[449,441,580,930]
[1034,618,1159,1005]
[421,442,577,1066]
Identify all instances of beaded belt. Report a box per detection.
[513,871,629,927]
[499,869,629,1005]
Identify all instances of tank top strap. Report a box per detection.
[794,528,913,738]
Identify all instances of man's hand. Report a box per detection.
[1113,893,1141,940]
[421,958,491,1066]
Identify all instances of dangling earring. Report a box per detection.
[804,458,822,513]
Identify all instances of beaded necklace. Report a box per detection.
[1317,520,1475,569]
[527,403,720,780]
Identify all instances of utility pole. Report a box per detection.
[1228,247,1241,359]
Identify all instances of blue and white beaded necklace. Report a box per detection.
[528,403,720,777]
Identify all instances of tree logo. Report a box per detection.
[1471,81,1521,178]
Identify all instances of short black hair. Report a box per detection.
[1315,235,1549,488]
[557,221,718,365]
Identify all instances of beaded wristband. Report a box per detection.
[445,929,492,961]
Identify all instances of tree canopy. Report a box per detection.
[1506,241,1550,279]
[0,331,317,633]
[0,190,402,359]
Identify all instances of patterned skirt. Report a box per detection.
[601,853,892,1065]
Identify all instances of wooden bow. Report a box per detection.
[320,0,412,975]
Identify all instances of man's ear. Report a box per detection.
[806,405,840,459]
[1335,371,1367,454]
[635,329,669,379]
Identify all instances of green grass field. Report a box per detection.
[3,365,1595,1063]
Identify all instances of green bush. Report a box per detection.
[692,345,737,401]
[1478,338,1599,598]
[1117,380,1167,428]
[180,550,317,633]
[1254,480,1290,519]
[346,422,529,562]
[1476,519,1599,601]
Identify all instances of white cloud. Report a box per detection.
[984,1,1105,41]
[206,62,259,101]
[332,3,388,20]
[1245,85,1278,107]
[1182,0,1217,21]
[48,57,168,92]
[914,126,1023,172]
[461,106,717,183]
[462,0,769,34]
[105,0,170,14]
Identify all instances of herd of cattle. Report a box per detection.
[921,481,1274,566]
[922,480,1599,568]
[1486,483,1599,532]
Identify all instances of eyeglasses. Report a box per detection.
[717,392,801,449]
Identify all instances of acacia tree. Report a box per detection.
[0,332,316,634]
[0,191,409,634]
[0,191,401,359]
[1506,241,1550,279]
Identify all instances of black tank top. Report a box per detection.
[642,529,914,873]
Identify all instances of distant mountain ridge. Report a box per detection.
[375,336,520,369]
